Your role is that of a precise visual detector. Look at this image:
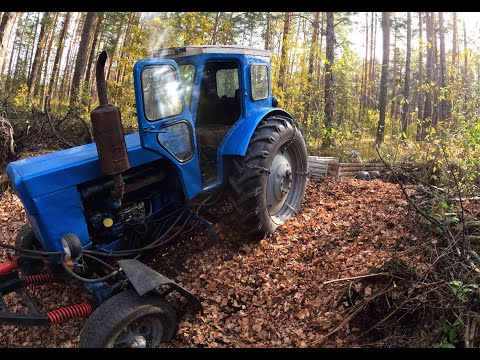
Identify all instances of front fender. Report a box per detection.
[220,108,293,157]
[118,259,202,311]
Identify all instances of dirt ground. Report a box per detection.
[0,176,420,348]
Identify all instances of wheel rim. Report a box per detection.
[266,138,306,225]
[113,316,164,348]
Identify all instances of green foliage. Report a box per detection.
[449,280,479,303]
[12,84,29,109]
[434,319,460,348]
[433,281,479,348]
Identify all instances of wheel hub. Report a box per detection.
[267,149,294,215]
[129,336,147,348]
[114,317,164,348]
[274,163,292,200]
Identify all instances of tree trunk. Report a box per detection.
[322,12,335,150]
[463,20,467,106]
[416,12,424,140]
[264,12,270,50]
[438,12,446,122]
[106,14,126,82]
[88,13,106,102]
[369,12,377,108]
[375,12,390,145]
[48,12,72,100]
[6,13,26,90]
[421,12,434,140]
[27,12,40,79]
[432,13,439,126]
[389,21,397,119]
[39,12,59,104]
[69,12,97,107]
[401,12,412,134]
[210,12,220,45]
[27,12,53,102]
[360,12,368,114]
[60,13,82,103]
[302,12,320,129]
[287,16,301,83]
[115,12,135,86]
[367,11,375,109]
[0,12,17,77]
[452,12,457,70]
[5,23,18,86]
[308,12,320,80]
[35,13,58,98]
[394,61,403,120]
[316,13,324,90]
[85,12,104,84]
[11,14,30,87]
[2,14,18,80]
[278,12,291,91]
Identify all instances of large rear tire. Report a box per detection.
[228,115,308,239]
[79,290,177,348]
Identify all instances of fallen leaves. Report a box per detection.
[0,176,419,348]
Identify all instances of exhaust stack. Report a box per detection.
[90,51,130,204]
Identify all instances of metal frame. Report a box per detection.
[0,271,49,326]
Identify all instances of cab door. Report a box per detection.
[133,59,202,199]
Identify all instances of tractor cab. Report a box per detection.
[133,46,273,187]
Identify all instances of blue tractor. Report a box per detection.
[0,46,308,347]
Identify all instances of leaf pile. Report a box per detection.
[0,177,419,347]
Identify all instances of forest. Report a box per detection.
[0,12,479,161]
[0,12,479,348]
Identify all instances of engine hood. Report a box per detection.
[6,133,162,214]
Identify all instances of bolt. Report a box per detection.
[130,336,147,348]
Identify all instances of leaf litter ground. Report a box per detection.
[0,177,421,348]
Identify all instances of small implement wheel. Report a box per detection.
[79,290,177,348]
[228,115,308,239]
[15,224,47,275]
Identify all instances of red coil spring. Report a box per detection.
[47,303,94,325]
[23,273,60,286]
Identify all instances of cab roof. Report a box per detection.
[152,45,271,59]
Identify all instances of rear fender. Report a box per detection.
[220,108,293,157]
[200,108,293,190]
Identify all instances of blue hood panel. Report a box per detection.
[6,133,162,213]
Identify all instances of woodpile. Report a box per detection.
[307,156,339,178]
[308,156,385,179]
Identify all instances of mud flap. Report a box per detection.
[117,259,202,311]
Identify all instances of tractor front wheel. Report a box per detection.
[79,290,177,348]
[15,224,48,275]
[228,115,308,239]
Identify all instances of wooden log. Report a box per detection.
[339,163,384,170]
[338,172,360,178]
[308,162,328,168]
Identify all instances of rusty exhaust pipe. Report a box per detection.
[90,51,130,205]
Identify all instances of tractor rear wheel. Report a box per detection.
[228,115,308,239]
[79,289,177,348]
